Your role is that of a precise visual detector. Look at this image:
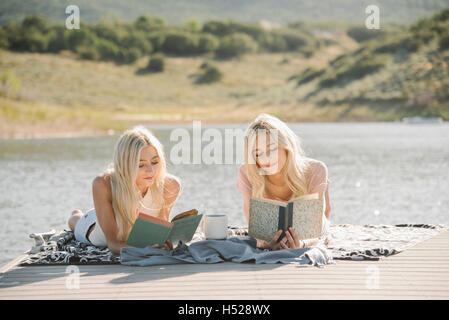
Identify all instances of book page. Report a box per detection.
[171,209,198,222]
[248,198,281,242]
[168,214,203,245]
[291,198,323,240]
[250,197,287,206]
[138,212,172,227]
[290,193,319,202]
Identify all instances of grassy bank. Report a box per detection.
[0,35,362,137]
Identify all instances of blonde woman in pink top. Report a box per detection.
[236,114,331,251]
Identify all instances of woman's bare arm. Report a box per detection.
[158,176,181,221]
[324,185,331,219]
[242,190,251,225]
[92,175,131,254]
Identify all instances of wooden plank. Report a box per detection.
[0,251,30,274]
[1,229,448,300]
[2,282,448,294]
[2,268,449,283]
[1,265,449,279]
[2,269,448,280]
[2,289,448,300]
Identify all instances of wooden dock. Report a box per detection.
[1,229,448,300]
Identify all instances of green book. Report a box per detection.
[248,193,323,242]
[126,209,202,248]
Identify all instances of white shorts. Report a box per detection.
[74,208,108,247]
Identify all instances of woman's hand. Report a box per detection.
[257,230,288,251]
[279,227,303,249]
[151,240,173,250]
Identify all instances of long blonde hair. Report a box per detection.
[244,114,311,199]
[104,126,179,241]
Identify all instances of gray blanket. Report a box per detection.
[120,236,333,267]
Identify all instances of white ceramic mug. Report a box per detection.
[203,214,228,240]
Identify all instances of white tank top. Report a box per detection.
[88,188,163,247]
[139,188,162,216]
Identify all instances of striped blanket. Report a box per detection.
[19,224,447,265]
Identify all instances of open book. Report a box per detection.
[126,209,202,248]
[248,193,323,242]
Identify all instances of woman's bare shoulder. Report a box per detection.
[92,173,112,196]
[164,175,181,195]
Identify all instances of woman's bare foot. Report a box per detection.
[68,209,83,231]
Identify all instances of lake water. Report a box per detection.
[1,122,448,267]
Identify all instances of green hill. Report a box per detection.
[1,8,449,138]
[290,8,449,120]
[0,32,357,137]
[1,0,449,26]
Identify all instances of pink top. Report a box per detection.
[235,158,332,218]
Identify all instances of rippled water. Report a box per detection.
[1,122,448,267]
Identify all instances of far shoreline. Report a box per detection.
[2,117,438,140]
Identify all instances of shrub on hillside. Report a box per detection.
[91,22,123,45]
[196,33,219,54]
[271,29,312,51]
[96,38,120,61]
[77,46,100,60]
[183,19,201,33]
[146,53,165,72]
[120,31,153,55]
[196,62,223,83]
[66,29,98,52]
[215,33,258,58]
[116,47,141,64]
[146,32,166,52]
[47,25,68,53]
[439,32,449,50]
[0,29,8,48]
[228,21,267,42]
[374,36,420,54]
[134,15,166,32]
[21,30,49,52]
[318,74,339,88]
[434,8,449,22]
[344,54,391,79]
[291,67,326,85]
[202,20,233,37]
[4,17,51,52]
[319,54,390,87]
[413,29,437,45]
[162,31,199,55]
[22,15,48,31]
[347,26,386,43]
[258,33,288,52]
[2,23,22,50]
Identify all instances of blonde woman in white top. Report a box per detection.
[68,126,181,254]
